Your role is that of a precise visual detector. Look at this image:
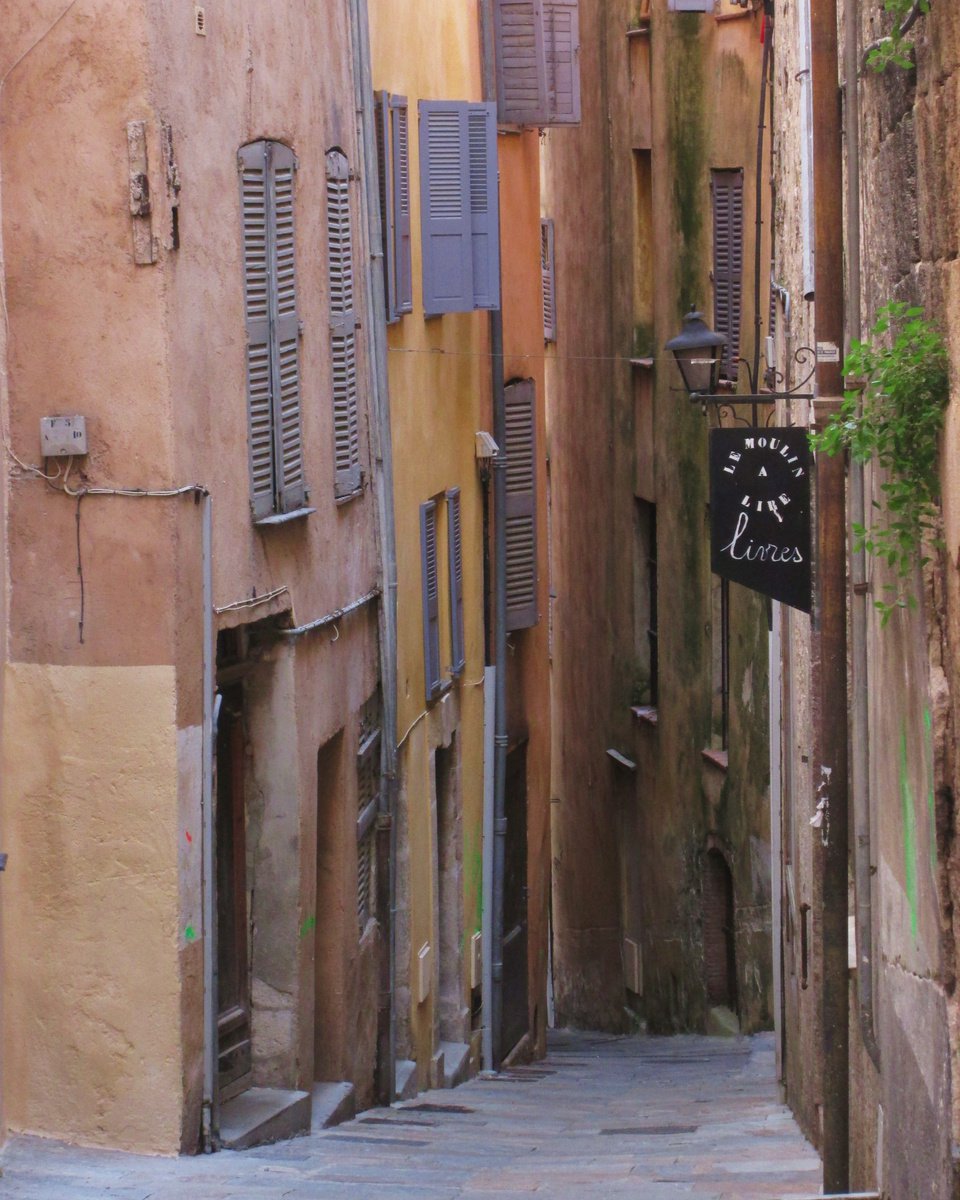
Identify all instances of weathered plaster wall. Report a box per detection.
[773,2,960,1192]
[545,0,772,1036]
[1,664,182,1152]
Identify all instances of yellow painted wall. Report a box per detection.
[1,664,182,1153]
[369,0,490,1073]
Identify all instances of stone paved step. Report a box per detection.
[0,1030,822,1199]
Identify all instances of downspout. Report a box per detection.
[347,0,400,1105]
[810,0,850,1186]
[479,0,508,1070]
[844,0,881,1072]
[200,492,218,1150]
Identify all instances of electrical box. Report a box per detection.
[41,416,87,457]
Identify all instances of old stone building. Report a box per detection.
[543,0,775,1038]
[772,0,960,1194]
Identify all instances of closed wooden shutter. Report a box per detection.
[419,102,500,314]
[239,140,305,520]
[446,488,465,676]
[540,218,556,342]
[543,0,581,124]
[391,96,413,314]
[375,91,398,322]
[495,0,548,126]
[504,380,538,631]
[467,104,500,311]
[420,102,474,314]
[356,692,382,934]
[420,500,443,700]
[711,169,744,384]
[327,149,362,497]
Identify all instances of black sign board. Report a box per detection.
[709,427,812,613]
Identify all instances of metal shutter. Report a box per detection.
[504,380,538,631]
[468,104,501,311]
[540,218,556,342]
[420,102,474,314]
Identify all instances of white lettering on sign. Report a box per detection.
[720,511,805,564]
[816,341,841,363]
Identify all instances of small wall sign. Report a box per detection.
[709,427,812,612]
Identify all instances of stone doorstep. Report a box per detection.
[439,1040,472,1089]
[395,1058,419,1101]
[219,1086,311,1151]
[310,1081,356,1132]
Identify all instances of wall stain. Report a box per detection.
[900,725,918,940]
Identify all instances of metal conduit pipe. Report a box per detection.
[844,0,881,1072]
[201,492,218,1151]
[478,0,508,1070]
[347,0,401,1104]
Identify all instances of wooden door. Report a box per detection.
[216,684,252,1094]
[500,741,529,1061]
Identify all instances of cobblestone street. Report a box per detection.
[1,1031,821,1199]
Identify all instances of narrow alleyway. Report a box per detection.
[1,1031,820,1199]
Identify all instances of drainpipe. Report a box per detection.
[478,0,508,1070]
[347,0,400,1105]
[200,492,219,1150]
[843,0,881,1073]
[810,0,850,1187]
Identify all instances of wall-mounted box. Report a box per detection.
[41,416,87,457]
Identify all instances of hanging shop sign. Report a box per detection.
[709,427,812,613]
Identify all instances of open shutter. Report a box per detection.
[421,500,443,701]
[543,0,581,124]
[375,92,398,322]
[540,218,556,341]
[270,143,305,513]
[420,102,474,314]
[504,380,538,631]
[446,488,465,676]
[239,142,276,520]
[391,96,413,314]
[468,104,501,311]
[711,169,744,384]
[327,149,362,497]
[495,0,548,125]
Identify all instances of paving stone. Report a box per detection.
[0,1031,821,1199]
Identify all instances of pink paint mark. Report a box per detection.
[185,830,193,844]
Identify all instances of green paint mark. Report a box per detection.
[924,708,937,871]
[184,925,197,943]
[300,915,317,938]
[900,727,918,940]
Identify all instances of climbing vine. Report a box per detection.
[866,0,929,71]
[811,302,950,624]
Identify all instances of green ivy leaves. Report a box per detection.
[811,302,949,624]
[866,0,930,72]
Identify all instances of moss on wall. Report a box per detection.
[668,14,707,318]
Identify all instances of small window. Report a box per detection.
[356,691,382,934]
[419,101,500,314]
[238,139,307,520]
[633,500,658,706]
[540,219,557,343]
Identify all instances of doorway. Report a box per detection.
[703,847,737,1012]
[500,741,529,1061]
[435,740,462,1041]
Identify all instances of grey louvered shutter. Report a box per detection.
[468,104,501,311]
[270,144,306,512]
[504,380,538,631]
[420,500,442,700]
[420,101,474,314]
[543,0,581,124]
[540,218,556,341]
[711,170,744,384]
[327,149,362,497]
[446,488,465,676]
[239,142,275,520]
[495,0,548,125]
[391,96,413,314]
[375,92,398,322]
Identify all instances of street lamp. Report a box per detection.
[664,310,727,398]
